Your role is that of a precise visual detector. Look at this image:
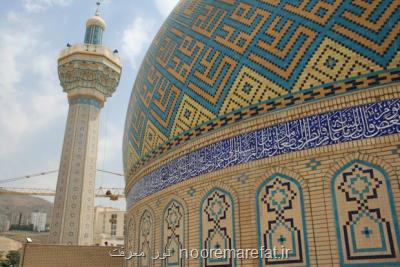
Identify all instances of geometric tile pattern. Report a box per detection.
[125,216,135,261]
[219,66,287,114]
[256,174,309,266]
[293,38,380,92]
[69,96,102,109]
[138,210,153,267]
[123,0,400,176]
[306,159,321,171]
[142,120,167,156]
[236,174,248,184]
[126,99,400,207]
[162,200,185,267]
[201,188,236,267]
[331,160,400,266]
[171,95,215,137]
[187,187,196,197]
[391,145,400,156]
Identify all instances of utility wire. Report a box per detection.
[0,170,58,184]
[0,169,123,184]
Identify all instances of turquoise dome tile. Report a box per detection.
[123,0,400,177]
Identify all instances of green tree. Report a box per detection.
[7,251,19,267]
[0,251,20,267]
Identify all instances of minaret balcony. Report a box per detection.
[58,44,122,101]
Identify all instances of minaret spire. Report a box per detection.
[95,1,100,16]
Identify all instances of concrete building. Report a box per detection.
[48,5,122,246]
[9,212,29,226]
[30,212,46,232]
[0,214,10,232]
[93,206,124,246]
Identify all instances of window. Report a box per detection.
[110,214,117,236]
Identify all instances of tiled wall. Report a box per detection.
[125,85,400,267]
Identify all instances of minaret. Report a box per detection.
[49,3,122,245]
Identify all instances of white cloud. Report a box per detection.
[154,0,179,18]
[98,120,122,169]
[0,12,66,158]
[23,0,74,13]
[121,17,158,69]
[121,1,180,68]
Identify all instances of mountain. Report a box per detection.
[0,190,53,224]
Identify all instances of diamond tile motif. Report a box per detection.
[306,159,321,171]
[237,174,248,184]
[187,187,196,197]
[391,145,400,155]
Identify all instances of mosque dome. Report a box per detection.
[123,2,399,266]
[123,0,399,179]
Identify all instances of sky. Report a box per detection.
[0,0,179,210]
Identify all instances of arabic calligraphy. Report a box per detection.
[127,99,400,208]
[109,247,171,260]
